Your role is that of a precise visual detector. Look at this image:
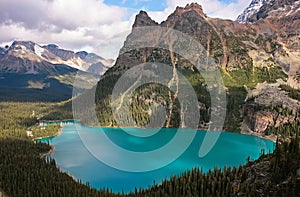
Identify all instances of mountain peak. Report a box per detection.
[10,41,36,51]
[237,0,300,23]
[76,51,89,59]
[46,44,59,49]
[137,10,148,17]
[236,0,269,23]
[174,3,207,18]
[133,10,158,28]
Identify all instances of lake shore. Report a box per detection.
[33,126,63,141]
[240,123,277,143]
[38,122,275,193]
[35,125,63,158]
[40,144,56,158]
[85,124,277,143]
[38,119,277,143]
[241,130,277,143]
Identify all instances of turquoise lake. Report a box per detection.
[39,122,275,193]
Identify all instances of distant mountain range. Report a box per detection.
[0,41,114,101]
[0,41,114,75]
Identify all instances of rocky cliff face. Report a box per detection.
[236,0,300,71]
[94,2,299,135]
[243,80,299,134]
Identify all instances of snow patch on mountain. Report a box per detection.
[236,0,268,23]
[286,1,300,16]
[34,44,45,60]
[0,41,114,75]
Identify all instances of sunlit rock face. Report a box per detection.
[95,1,299,133]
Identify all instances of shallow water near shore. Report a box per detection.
[39,122,275,193]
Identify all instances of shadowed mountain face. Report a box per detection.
[90,2,299,134]
[0,41,114,101]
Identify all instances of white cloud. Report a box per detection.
[0,0,135,59]
[48,0,126,29]
[148,0,252,23]
[0,0,251,59]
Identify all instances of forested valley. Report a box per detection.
[0,102,299,196]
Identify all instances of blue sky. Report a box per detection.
[105,0,168,11]
[0,0,252,58]
[105,0,239,12]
